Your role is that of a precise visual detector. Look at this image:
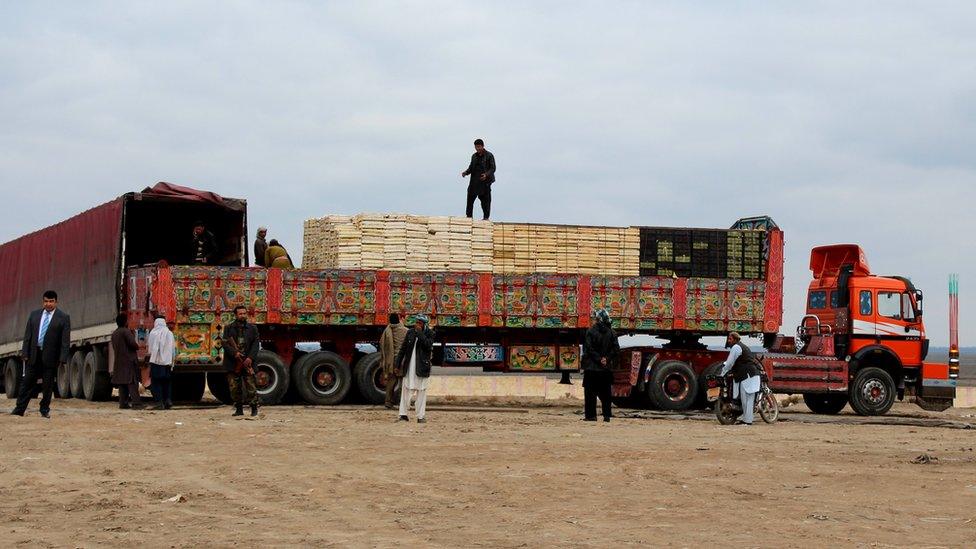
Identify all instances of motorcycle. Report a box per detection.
[705,364,779,425]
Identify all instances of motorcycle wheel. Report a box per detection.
[759,389,779,424]
[715,398,738,425]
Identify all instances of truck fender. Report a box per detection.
[638,353,660,391]
[851,344,904,393]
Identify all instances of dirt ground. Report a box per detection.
[1,396,974,548]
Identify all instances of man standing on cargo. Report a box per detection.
[395,315,435,423]
[11,291,70,418]
[581,309,619,422]
[720,332,761,425]
[223,306,261,417]
[379,313,409,409]
[460,138,496,220]
[191,220,217,265]
[253,226,268,267]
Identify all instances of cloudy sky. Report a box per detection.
[1,2,973,345]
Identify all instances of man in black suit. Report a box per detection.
[11,290,71,418]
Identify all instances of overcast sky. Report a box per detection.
[1,2,973,345]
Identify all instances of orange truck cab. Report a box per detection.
[784,244,957,414]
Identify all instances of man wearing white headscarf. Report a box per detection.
[147,316,177,410]
[394,315,435,423]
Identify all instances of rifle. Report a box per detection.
[225,334,254,376]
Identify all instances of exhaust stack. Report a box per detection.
[949,274,959,379]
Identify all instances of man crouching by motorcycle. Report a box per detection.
[719,332,761,425]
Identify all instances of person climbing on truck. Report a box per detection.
[190,220,217,265]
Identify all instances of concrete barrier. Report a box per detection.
[428,375,583,400]
[427,375,976,409]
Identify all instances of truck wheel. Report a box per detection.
[695,361,724,408]
[647,360,699,411]
[69,350,86,399]
[57,361,72,398]
[170,372,206,403]
[293,351,352,405]
[802,393,847,415]
[4,358,19,399]
[849,367,896,416]
[354,352,387,404]
[83,347,112,401]
[206,371,233,405]
[255,350,289,405]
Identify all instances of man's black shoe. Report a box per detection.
[250,405,258,417]
[119,403,132,410]
[398,415,409,422]
[603,417,610,423]
[233,406,244,417]
[581,417,597,422]
[40,411,50,418]
[10,410,24,416]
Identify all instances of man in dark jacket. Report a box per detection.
[110,313,143,410]
[253,226,268,267]
[222,306,261,416]
[581,308,619,422]
[191,220,218,265]
[460,138,496,220]
[11,290,71,418]
[394,315,435,423]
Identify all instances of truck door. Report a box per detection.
[875,290,922,366]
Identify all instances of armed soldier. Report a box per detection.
[223,306,261,416]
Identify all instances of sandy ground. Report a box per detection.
[1,396,974,548]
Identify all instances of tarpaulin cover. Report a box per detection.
[141,182,244,211]
[0,199,124,346]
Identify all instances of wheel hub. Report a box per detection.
[663,374,689,401]
[862,379,886,404]
[313,367,337,394]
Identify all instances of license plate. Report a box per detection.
[707,387,720,401]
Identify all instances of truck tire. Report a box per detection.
[206,371,233,405]
[83,347,112,401]
[170,372,206,403]
[849,367,896,416]
[57,361,72,398]
[255,350,289,405]
[5,358,19,399]
[69,350,86,399]
[354,352,388,404]
[695,361,724,408]
[293,351,352,405]
[802,393,848,415]
[647,360,699,411]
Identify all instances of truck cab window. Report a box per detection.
[878,291,901,320]
[808,290,827,310]
[901,293,916,322]
[829,290,840,308]
[859,290,872,316]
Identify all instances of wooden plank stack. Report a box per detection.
[303,214,493,272]
[304,214,640,275]
[492,223,639,275]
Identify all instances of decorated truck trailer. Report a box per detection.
[0,184,956,414]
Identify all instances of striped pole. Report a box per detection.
[948,274,959,379]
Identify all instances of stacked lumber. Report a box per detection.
[302,214,493,271]
[304,214,640,275]
[492,223,640,275]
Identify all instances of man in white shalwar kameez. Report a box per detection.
[720,331,762,425]
[395,315,435,423]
